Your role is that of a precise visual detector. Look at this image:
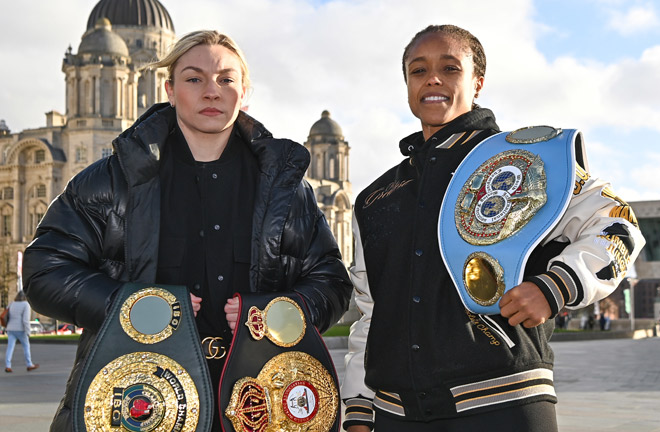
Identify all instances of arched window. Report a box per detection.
[329,157,336,179]
[28,203,47,235]
[316,154,323,178]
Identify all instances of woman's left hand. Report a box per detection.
[224,297,240,333]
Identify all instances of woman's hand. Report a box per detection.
[224,297,240,333]
[189,293,202,317]
[499,281,551,328]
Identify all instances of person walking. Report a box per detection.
[4,291,39,373]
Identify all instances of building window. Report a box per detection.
[2,187,12,200]
[35,150,46,163]
[75,147,87,163]
[101,148,113,159]
[1,214,11,237]
[30,184,47,199]
[329,158,336,179]
[639,217,660,261]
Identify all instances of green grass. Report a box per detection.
[322,323,351,337]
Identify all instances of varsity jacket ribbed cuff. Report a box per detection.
[524,261,584,318]
[343,396,374,430]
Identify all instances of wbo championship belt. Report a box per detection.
[219,293,340,432]
[439,126,583,315]
[72,283,213,432]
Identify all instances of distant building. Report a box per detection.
[0,0,353,312]
[627,200,660,320]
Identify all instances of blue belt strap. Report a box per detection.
[438,128,578,315]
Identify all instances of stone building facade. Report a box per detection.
[0,0,353,312]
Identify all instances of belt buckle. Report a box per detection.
[201,336,227,360]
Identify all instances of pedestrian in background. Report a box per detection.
[4,291,39,373]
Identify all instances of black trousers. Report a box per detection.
[375,401,558,432]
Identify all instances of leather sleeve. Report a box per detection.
[286,181,352,333]
[23,158,124,332]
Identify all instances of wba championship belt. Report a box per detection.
[72,283,213,432]
[439,126,582,315]
[219,293,340,432]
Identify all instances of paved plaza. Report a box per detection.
[1,337,659,431]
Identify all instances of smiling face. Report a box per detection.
[405,33,484,140]
[165,43,246,145]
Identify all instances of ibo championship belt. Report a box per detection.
[72,283,213,432]
[439,126,583,315]
[219,293,340,432]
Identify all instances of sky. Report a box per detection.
[1,0,659,201]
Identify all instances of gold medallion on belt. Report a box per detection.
[225,351,338,432]
[225,296,338,431]
[455,149,547,246]
[84,352,200,432]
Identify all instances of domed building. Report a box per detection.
[304,111,353,266]
[0,0,355,312]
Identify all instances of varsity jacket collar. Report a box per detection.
[399,107,499,157]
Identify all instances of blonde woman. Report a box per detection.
[23,30,351,431]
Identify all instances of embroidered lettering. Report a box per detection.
[465,310,501,346]
[363,179,414,208]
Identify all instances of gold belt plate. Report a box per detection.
[455,149,547,246]
[226,351,338,432]
[84,352,200,432]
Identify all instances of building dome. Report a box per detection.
[87,0,175,32]
[78,18,130,57]
[309,110,344,139]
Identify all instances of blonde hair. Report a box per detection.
[146,30,251,89]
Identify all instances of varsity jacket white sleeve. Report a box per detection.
[526,166,646,316]
[341,213,376,429]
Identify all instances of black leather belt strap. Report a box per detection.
[219,292,340,432]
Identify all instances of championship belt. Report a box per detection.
[439,126,581,315]
[219,293,340,432]
[72,283,213,432]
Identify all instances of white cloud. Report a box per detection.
[607,3,660,35]
[1,0,659,199]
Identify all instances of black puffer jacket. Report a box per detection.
[23,103,352,431]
